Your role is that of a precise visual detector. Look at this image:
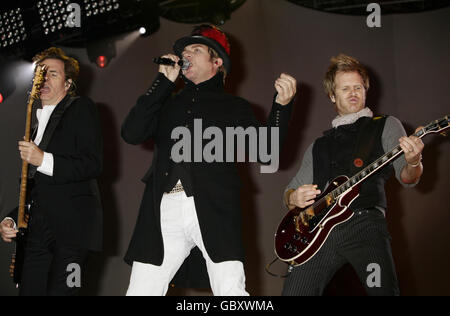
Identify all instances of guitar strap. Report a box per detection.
[30,124,38,142]
[30,99,40,140]
[28,96,79,179]
[349,115,387,175]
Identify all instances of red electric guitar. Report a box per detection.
[274,115,449,267]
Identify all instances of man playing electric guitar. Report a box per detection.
[282,54,424,296]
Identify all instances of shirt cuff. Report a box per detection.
[3,217,17,230]
[37,152,54,176]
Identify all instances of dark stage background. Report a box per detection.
[1,0,449,296]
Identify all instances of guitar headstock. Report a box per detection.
[29,64,48,102]
[416,115,450,138]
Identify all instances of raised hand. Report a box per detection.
[275,73,297,106]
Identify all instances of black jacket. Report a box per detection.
[122,73,293,274]
[19,95,104,251]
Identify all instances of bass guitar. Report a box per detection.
[10,64,47,286]
[274,115,449,267]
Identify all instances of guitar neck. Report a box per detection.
[331,144,405,199]
[17,161,29,230]
[17,86,37,230]
[16,64,47,230]
[304,115,449,217]
[331,120,441,200]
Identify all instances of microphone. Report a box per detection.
[153,57,190,70]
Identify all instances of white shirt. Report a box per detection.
[35,105,57,176]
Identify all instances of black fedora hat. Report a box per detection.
[173,24,231,73]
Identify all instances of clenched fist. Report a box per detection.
[275,73,297,106]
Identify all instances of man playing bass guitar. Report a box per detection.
[0,47,103,296]
[282,54,424,296]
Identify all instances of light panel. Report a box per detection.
[37,0,71,35]
[0,7,27,48]
[83,0,120,18]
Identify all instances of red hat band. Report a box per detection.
[192,25,230,56]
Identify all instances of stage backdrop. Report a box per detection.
[0,0,449,296]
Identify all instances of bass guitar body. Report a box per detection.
[11,225,28,285]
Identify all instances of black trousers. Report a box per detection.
[282,209,400,296]
[19,212,89,296]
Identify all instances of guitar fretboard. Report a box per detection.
[329,117,449,201]
[331,145,404,199]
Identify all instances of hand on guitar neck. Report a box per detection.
[399,126,425,184]
[18,137,44,167]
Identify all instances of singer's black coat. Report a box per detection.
[121,72,293,287]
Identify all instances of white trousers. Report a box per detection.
[126,191,249,296]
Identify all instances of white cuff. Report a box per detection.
[37,152,54,176]
[3,217,17,230]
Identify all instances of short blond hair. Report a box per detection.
[323,54,369,97]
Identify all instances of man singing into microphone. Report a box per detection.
[121,24,297,295]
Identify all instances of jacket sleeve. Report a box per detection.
[121,73,176,145]
[50,97,103,184]
[267,95,294,148]
[235,94,294,165]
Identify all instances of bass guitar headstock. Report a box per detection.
[29,64,48,102]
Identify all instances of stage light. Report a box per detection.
[87,38,116,68]
[139,27,146,35]
[84,0,121,18]
[0,7,27,49]
[37,0,71,36]
[0,1,161,58]
[0,93,3,104]
[96,55,107,68]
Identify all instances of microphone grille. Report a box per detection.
[181,58,191,70]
